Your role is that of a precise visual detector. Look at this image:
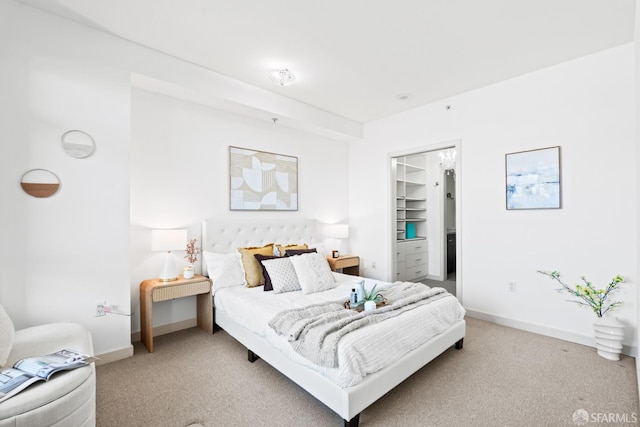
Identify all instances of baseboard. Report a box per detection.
[130,318,197,344]
[637,358,640,407]
[465,309,637,358]
[96,319,197,365]
[95,345,134,366]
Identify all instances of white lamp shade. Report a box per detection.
[151,229,187,281]
[151,229,187,252]
[326,224,349,239]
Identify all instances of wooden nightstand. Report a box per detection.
[140,274,213,353]
[326,255,360,276]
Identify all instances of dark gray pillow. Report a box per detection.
[284,248,317,257]
[254,254,280,291]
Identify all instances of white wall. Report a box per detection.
[0,0,133,356]
[130,88,349,331]
[350,43,638,351]
[634,0,640,391]
[425,151,444,279]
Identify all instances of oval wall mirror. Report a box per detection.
[61,130,95,158]
[20,169,61,198]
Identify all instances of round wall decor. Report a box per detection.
[20,169,60,198]
[61,130,95,158]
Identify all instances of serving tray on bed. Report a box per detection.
[343,301,387,311]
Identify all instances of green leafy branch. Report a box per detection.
[538,270,625,318]
[352,282,385,309]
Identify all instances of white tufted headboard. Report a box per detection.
[201,217,317,277]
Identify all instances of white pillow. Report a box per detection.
[203,251,247,291]
[289,252,336,294]
[0,304,15,367]
[262,257,301,294]
[307,242,327,256]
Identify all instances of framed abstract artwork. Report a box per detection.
[229,146,298,211]
[505,146,561,210]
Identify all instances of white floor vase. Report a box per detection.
[593,316,625,361]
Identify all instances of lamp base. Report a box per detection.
[158,251,178,282]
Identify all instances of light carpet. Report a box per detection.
[96,317,638,426]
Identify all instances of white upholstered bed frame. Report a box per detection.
[202,217,465,427]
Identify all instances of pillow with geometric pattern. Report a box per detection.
[262,257,301,294]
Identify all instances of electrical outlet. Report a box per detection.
[508,282,517,293]
[96,303,106,317]
[371,261,376,269]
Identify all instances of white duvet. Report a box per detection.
[214,273,465,388]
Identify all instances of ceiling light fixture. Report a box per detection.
[269,68,296,87]
[439,148,457,176]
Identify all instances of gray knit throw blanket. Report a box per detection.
[268,282,449,368]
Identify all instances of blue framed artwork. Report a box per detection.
[506,146,561,210]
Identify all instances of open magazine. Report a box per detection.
[0,349,98,404]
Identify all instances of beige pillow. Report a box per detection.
[238,243,275,287]
[275,243,308,256]
[0,304,15,367]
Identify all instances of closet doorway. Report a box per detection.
[390,142,460,297]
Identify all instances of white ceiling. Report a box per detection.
[16,0,636,123]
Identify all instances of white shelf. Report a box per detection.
[396,236,427,242]
[394,153,427,244]
[397,162,425,172]
[394,152,430,282]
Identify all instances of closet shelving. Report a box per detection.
[395,155,427,242]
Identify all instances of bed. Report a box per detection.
[202,218,465,427]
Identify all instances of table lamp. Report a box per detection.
[151,229,187,281]
[326,224,349,258]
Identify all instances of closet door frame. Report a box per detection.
[388,139,462,301]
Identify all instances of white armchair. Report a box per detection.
[0,305,96,426]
